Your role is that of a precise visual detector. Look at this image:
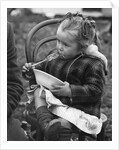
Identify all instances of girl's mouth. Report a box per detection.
[58,50,62,55]
[58,52,65,59]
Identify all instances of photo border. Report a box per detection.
[0,1,118,150]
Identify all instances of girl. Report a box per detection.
[23,12,107,141]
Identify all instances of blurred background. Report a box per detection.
[7,8,112,141]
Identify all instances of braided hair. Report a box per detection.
[58,12,101,51]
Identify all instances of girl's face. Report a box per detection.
[56,29,81,59]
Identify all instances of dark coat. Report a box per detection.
[7,22,23,118]
[34,53,106,118]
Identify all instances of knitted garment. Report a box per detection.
[34,53,106,118]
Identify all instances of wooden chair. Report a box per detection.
[25,18,108,141]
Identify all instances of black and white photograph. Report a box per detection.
[0,1,119,150]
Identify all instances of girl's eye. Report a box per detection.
[57,40,68,47]
[65,43,68,46]
[64,43,68,47]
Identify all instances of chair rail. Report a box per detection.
[33,35,57,62]
[25,18,61,62]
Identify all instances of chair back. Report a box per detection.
[25,18,61,63]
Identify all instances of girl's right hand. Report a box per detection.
[22,63,33,71]
[22,63,35,80]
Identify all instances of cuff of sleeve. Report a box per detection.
[70,84,78,98]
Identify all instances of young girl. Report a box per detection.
[23,12,107,141]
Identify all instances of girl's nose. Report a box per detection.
[59,47,63,52]
[59,44,63,51]
[57,43,63,51]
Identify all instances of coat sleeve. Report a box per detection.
[7,22,23,118]
[70,60,105,104]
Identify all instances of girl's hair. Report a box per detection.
[59,12,101,50]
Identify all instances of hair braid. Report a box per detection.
[59,12,101,50]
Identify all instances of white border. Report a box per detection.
[0,1,118,150]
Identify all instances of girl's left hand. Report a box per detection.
[51,81,72,97]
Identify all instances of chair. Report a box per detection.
[25,18,61,63]
[24,18,108,141]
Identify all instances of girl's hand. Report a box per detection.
[51,81,72,97]
[34,87,45,99]
[22,63,34,80]
[22,63,34,72]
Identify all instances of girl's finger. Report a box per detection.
[51,89,57,92]
[51,89,60,93]
[25,63,32,68]
[22,65,29,71]
[52,84,63,89]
